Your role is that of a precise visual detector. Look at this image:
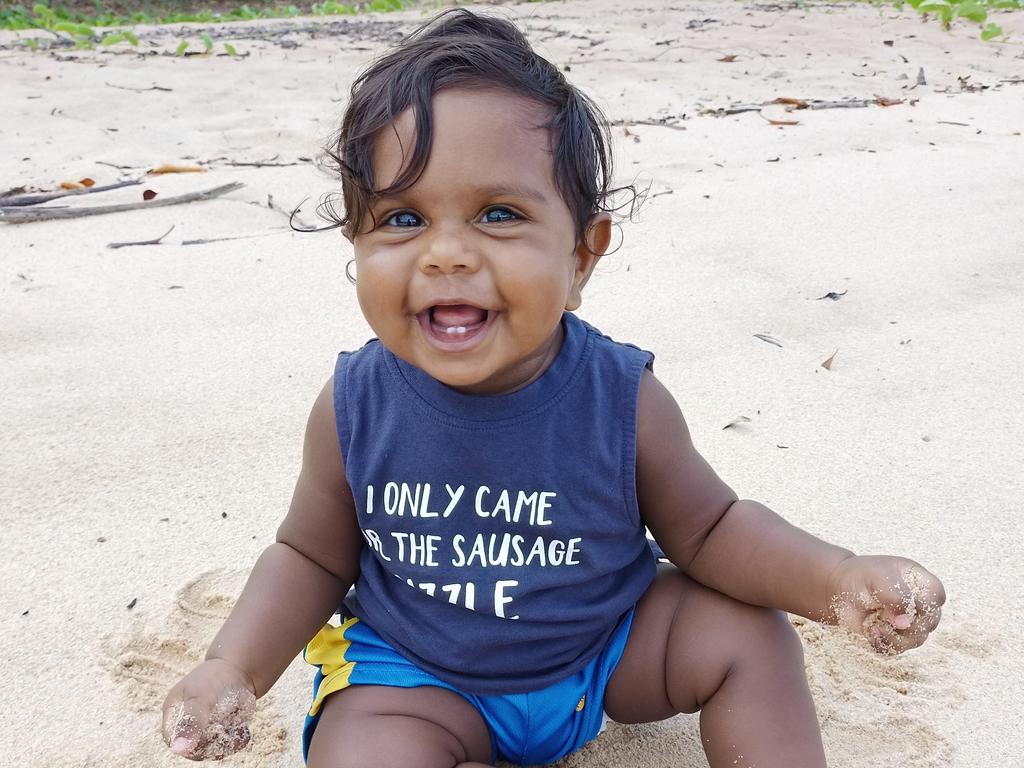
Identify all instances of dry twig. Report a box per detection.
[0,182,244,224]
[107,225,176,249]
[0,179,142,207]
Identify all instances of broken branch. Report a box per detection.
[0,182,245,224]
[0,179,142,207]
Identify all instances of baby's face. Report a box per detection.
[352,87,602,394]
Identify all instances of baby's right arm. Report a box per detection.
[161,377,363,760]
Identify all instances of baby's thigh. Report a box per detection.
[306,685,493,768]
[604,565,800,724]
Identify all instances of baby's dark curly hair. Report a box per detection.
[320,8,637,244]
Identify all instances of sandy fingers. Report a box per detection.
[88,569,289,768]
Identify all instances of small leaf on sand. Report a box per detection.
[149,164,206,175]
[772,97,809,109]
[981,23,1003,41]
[718,54,738,62]
[815,290,848,301]
[723,416,752,430]
[143,189,158,200]
[875,95,904,107]
[821,349,838,370]
[60,181,85,190]
[79,178,95,187]
[753,333,783,347]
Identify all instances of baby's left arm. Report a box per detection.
[636,370,945,654]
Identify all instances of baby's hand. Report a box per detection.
[161,658,257,761]
[826,555,945,655]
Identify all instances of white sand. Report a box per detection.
[2,1,1023,765]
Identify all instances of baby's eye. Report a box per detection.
[479,207,518,224]
[385,211,422,228]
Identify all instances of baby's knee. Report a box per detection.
[733,604,804,664]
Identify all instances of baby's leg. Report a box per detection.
[306,685,494,768]
[604,566,826,767]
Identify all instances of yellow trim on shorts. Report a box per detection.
[305,616,360,717]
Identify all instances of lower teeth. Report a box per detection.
[445,326,467,335]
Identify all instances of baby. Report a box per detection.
[162,9,945,767]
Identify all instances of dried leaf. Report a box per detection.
[875,96,904,107]
[723,415,752,430]
[143,189,158,201]
[79,177,96,187]
[718,54,738,63]
[60,181,85,190]
[814,290,847,301]
[149,163,206,175]
[821,349,838,370]
[772,97,809,109]
[753,333,783,347]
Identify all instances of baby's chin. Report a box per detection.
[429,366,508,395]
[413,355,521,396]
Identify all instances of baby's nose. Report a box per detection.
[418,229,481,274]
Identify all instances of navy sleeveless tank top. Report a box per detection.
[334,312,657,694]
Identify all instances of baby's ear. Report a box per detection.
[566,214,611,311]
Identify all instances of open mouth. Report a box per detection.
[417,304,494,349]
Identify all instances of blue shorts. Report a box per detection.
[302,609,634,766]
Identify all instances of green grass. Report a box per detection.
[0,0,418,53]
[0,0,411,32]
[1,0,1020,43]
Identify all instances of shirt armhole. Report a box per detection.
[621,350,655,529]
[332,352,353,467]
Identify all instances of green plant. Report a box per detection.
[99,29,139,46]
[310,1,357,15]
[3,0,419,33]
[887,0,1018,38]
[174,36,241,56]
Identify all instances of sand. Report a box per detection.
[2,1,1023,765]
